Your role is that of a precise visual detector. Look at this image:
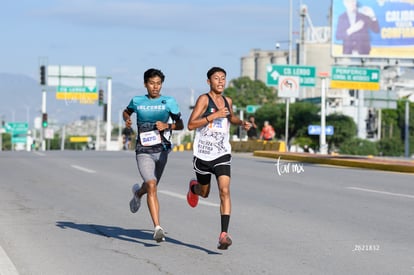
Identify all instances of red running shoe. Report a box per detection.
[187,179,199,208]
[217,232,232,250]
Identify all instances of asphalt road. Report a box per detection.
[0,150,413,275]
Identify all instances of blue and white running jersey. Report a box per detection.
[126,95,181,152]
[127,95,181,124]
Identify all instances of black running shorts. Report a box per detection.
[192,154,231,185]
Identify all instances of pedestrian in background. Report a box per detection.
[260,120,275,141]
[247,115,258,140]
[122,126,134,150]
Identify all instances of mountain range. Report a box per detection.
[0,73,200,128]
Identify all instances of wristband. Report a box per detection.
[206,116,210,123]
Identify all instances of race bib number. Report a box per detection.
[139,130,162,146]
[209,118,228,132]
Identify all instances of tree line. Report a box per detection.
[225,76,413,156]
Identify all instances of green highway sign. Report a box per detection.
[12,133,27,144]
[5,122,28,133]
[57,86,97,93]
[266,65,316,87]
[246,105,261,113]
[300,97,321,104]
[5,122,29,144]
[330,67,380,90]
[56,86,98,101]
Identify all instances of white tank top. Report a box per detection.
[193,94,231,161]
[193,117,231,161]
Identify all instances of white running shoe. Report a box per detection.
[129,184,141,213]
[153,225,166,242]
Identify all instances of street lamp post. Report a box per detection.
[284,0,293,148]
[405,99,410,158]
[319,72,329,154]
[105,77,112,151]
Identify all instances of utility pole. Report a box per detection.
[41,88,47,151]
[405,99,410,158]
[357,90,366,139]
[319,72,329,154]
[39,60,48,151]
[285,0,293,148]
[105,77,112,151]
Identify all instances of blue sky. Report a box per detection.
[2,0,332,90]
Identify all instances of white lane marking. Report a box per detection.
[159,190,220,207]
[347,187,414,199]
[33,152,45,156]
[0,245,19,275]
[71,165,96,174]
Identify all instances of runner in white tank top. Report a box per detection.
[186,67,251,250]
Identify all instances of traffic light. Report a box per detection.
[42,113,48,128]
[98,89,104,106]
[40,65,46,85]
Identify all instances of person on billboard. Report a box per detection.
[335,0,380,55]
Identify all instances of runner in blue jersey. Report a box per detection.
[122,68,183,242]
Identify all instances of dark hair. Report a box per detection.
[144,68,165,83]
[207,67,226,79]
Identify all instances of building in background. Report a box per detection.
[240,3,414,141]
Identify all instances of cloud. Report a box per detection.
[28,0,283,35]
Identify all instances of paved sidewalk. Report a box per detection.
[253,151,414,174]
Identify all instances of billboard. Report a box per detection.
[331,0,414,58]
